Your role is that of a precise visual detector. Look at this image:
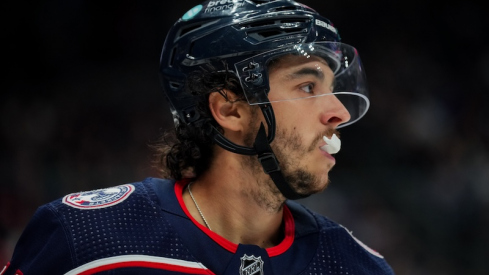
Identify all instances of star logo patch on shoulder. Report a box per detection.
[62,184,135,210]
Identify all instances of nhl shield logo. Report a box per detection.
[62,184,135,209]
[239,254,264,275]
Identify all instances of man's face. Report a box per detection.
[260,54,351,196]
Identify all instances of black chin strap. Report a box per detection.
[212,104,309,200]
[253,123,308,200]
[212,104,275,155]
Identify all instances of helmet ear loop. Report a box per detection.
[209,97,273,155]
[207,91,308,200]
[208,90,256,156]
[258,103,276,144]
[212,87,246,104]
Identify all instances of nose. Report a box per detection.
[319,94,351,128]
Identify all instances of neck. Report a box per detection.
[182,151,286,248]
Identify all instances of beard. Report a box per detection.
[241,118,338,211]
[271,126,337,195]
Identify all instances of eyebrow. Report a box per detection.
[285,67,325,81]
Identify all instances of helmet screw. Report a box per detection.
[243,62,259,72]
[245,73,262,82]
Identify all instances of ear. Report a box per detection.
[208,90,250,134]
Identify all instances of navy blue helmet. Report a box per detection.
[159,0,369,199]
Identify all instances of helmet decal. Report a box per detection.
[182,5,203,21]
[204,0,246,14]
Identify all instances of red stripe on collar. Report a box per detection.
[174,179,295,257]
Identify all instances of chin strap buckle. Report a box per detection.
[257,153,281,174]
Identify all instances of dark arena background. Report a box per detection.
[2,0,488,274]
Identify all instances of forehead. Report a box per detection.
[267,54,333,76]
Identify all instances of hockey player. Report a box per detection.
[2,0,395,274]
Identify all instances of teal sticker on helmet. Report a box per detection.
[182,5,203,21]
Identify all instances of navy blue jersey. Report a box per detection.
[2,178,395,274]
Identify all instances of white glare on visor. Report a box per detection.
[235,42,369,128]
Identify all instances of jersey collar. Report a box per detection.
[174,179,295,257]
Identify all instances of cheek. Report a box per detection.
[274,102,308,125]
[275,105,318,138]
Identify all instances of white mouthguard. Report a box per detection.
[320,134,341,154]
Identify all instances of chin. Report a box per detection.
[310,172,331,193]
[283,165,331,196]
[313,178,330,193]
[294,175,330,196]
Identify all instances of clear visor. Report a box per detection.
[235,42,369,128]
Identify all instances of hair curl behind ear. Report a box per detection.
[151,62,246,180]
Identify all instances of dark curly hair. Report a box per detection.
[151,64,249,180]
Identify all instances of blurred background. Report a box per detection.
[1,0,488,274]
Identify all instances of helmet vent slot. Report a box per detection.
[178,24,204,38]
[249,21,275,28]
[169,47,176,66]
[242,18,308,29]
[176,20,220,39]
[258,28,302,38]
[188,42,196,56]
[244,18,308,41]
[269,6,302,12]
[169,81,182,90]
[281,18,307,24]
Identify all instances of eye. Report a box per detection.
[300,83,315,94]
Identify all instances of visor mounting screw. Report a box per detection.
[243,62,259,72]
[245,73,262,83]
